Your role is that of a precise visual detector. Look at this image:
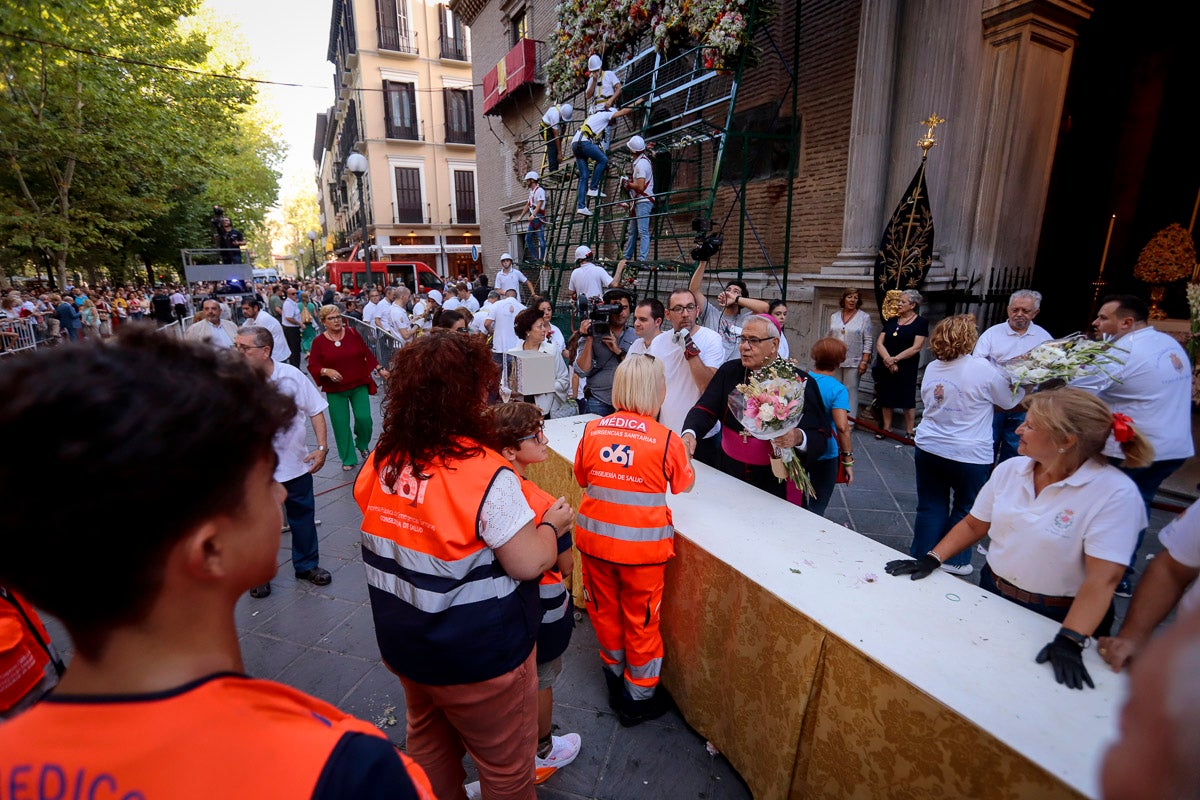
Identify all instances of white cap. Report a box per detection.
[427,289,443,304]
[524,170,539,181]
[574,244,592,261]
[559,103,574,121]
[627,135,646,152]
[500,252,513,262]
[588,54,602,72]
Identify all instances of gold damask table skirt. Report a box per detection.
[531,419,1109,799]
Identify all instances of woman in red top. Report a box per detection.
[307,304,389,471]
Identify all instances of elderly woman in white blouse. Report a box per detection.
[828,288,872,419]
[508,306,571,418]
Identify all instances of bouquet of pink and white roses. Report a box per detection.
[999,333,1126,397]
[728,358,816,499]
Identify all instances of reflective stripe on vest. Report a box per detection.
[576,512,673,543]
[585,485,667,507]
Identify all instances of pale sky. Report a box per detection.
[204,0,334,188]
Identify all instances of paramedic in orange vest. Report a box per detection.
[356,331,575,800]
[573,354,695,726]
[0,329,433,800]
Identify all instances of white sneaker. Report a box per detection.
[586,188,599,197]
[464,781,482,800]
[940,562,974,576]
[534,733,581,784]
[576,206,593,216]
[976,543,988,556]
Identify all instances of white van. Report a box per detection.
[252,268,279,284]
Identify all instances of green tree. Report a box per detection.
[0,0,272,287]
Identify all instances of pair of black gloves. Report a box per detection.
[884,555,1094,690]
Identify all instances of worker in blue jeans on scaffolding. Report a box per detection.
[524,171,547,262]
[622,136,653,261]
[571,102,641,217]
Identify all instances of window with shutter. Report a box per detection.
[383,81,418,140]
[443,89,474,144]
[453,170,477,224]
[394,167,423,223]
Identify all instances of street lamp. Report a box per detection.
[307,230,319,276]
[345,153,372,289]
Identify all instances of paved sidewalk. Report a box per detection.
[39,398,1179,799]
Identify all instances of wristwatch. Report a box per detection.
[317,445,327,451]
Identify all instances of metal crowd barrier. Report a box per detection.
[345,317,404,372]
[0,318,40,357]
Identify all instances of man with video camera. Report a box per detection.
[688,221,769,362]
[211,205,246,265]
[574,286,637,417]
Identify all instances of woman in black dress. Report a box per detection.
[872,290,928,438]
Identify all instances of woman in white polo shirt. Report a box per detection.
[887,388,1153,690]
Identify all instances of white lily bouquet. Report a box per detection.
[727,358,817,499]
[999,333,1126,397]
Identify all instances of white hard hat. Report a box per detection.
[559,103,574,121]
[587,54,602,72]
[427,289,443,304]
[575,244,592,261]
[627,135,646,152]
[524,170,539,182]
[500,252,513,262]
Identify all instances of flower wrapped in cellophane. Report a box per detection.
[999,333,1126,397]
[727,358,816,499]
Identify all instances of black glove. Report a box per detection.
[884,554,940,580]
[1035,632,1094,690]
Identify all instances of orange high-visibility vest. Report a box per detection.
[573,411,694,565]
[0,587,58,714]
[355,445,540,685]
[0,674,434,799]
[519,476,574,663]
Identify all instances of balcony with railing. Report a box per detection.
[379,25,419,55]
[443,89,475,144]
[438,4,470,61]
[482,38,540,115]
[440,37,468,61]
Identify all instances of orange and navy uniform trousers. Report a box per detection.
[0,585,63,716]
[520,477,575,664]
[573,411,694,701]
[0,673,434,800]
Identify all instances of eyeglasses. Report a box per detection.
[668,304,697,313]
[736,335,774,346]
[517,429,548,444]
[234,343,268,352]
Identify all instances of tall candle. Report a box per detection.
[1098,214,1116,278]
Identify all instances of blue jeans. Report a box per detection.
[583,396,615,417]
[524,216,545,262]
[573,140,607,209]
[991,409,1024,463]
[980,564,1116,637]
[1109,456,1187,578]
[283,471,320,575]
[911,447,991,567]
[806,457,839,517]
[623,200,652,260]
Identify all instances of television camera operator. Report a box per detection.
[574,287,637,417]
[211,205,245,265]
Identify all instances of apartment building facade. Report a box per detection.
[316,0,482,280]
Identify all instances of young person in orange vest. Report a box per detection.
[487,401,583,785]
[0,329,433,800]
[355,331,575,800]
[573,355,696,726]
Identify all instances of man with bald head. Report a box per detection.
[185,299,239,349]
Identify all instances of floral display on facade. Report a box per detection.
[1133,222,1196,284]
[544,0,763,99]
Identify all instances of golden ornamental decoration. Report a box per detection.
[1134,223,1195,284]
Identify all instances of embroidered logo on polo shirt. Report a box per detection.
[1053,509,1076,531]
[1170,352,1184,372]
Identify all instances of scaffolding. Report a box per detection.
[503,0,801,316]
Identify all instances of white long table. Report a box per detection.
[529,416,1123,799]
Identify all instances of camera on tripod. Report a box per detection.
[690,217,723,261]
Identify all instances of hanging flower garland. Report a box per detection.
[544,0,767,99]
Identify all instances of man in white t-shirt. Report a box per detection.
[360,288,382,328]
[1098,497,1200,672]
[373,288,394,334]
[657,289,723,458]
[235,326,331,599]
[570,101,641,216]
[524,172,548,262]
[540,102,573,173]
[627,297,663,356]
[568,247,626,304]
[495,254,534,301]
[280,286,302,368]
[386,287,417,346]
[585,54,621,114]
[1074,294,1195,596]
[488,290,524,356]
[471,290,500,333]
[240,297,291,363]
[975,289,1052,463]
[622,136,654,261]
